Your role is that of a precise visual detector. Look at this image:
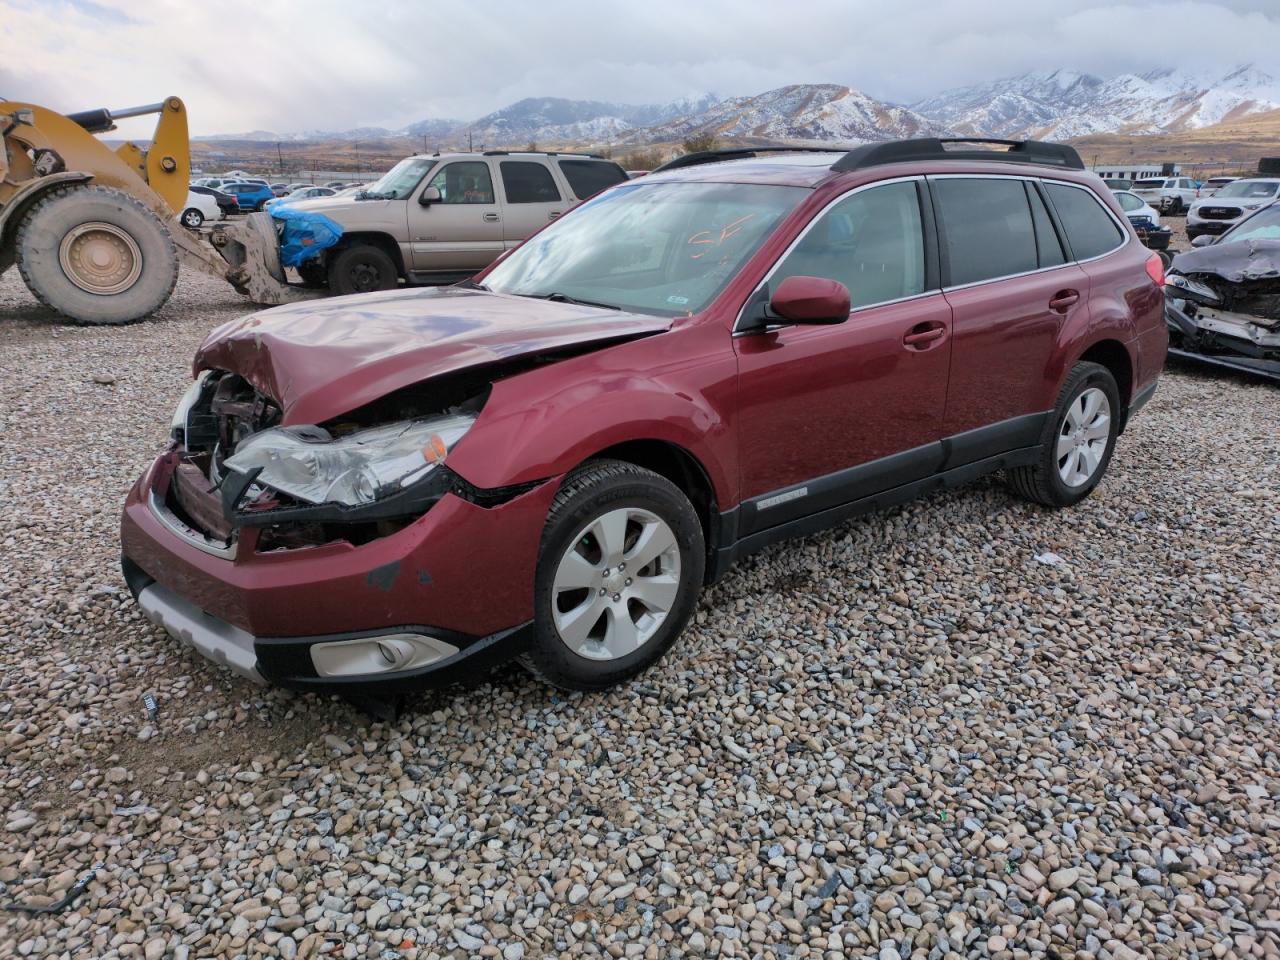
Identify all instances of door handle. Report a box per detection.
[1049,289,1079,312]
[483,212,500,222]
[903,323,946,349]
[548,211,561,220]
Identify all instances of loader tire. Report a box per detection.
[15,185,178,325]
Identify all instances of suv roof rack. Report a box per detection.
[481,150,604,159]
[831,138,1084,172]
[651,146,845,174]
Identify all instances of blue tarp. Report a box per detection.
[271,208,344,267]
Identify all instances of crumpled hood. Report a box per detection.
[195,287,672,425]
[1171,238,1280,284]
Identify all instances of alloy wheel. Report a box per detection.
[1056,387,1111,487]
[551,507,682,661]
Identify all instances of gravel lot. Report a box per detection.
[1,263,1277,960]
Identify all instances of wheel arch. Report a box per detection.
[1075,338,1134,428]
[0,172,93,271]
[580,439,721,573]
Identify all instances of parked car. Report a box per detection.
[323,180,350,190]
[1102,177,1132,191]
[189,184,238,217]
[1113,190,1171,254]
[274,151,629,294]
[270,183,291,197]
[265,186,337,210]
[287,182,313,192]
[1198,177,1240,198]
[1130,176,1199,214]
[221,181,276,212]
[120,138,1166,701]
[178,189,222,228]
[1185,178,1280,240]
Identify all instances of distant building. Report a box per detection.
[1090,163,1181,181]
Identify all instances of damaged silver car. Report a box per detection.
[1165,205,1280,381]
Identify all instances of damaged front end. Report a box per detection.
[1164,237,1280,382]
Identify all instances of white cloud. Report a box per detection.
[3,0,1278,134]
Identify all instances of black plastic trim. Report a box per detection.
[832,138,1085,173]
[708,413,1050,581]
[710,446,1040,581]
[651,147,843,174]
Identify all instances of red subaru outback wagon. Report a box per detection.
[121,138,1167,698]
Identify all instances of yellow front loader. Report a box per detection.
[1,96,311,324]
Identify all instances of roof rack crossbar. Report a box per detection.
[651,146,847,174]
[830,138,1084,172]
[481,150,604,159]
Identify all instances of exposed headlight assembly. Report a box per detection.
[171,370,214,439]
[224,414,475,508]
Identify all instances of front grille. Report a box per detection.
[1200,207,1241,220]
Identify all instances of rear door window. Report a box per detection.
[768,180,927,309]
[1026,184,1066,268]
[933,177,1037,286]
[557,159,628,199]
[1044,183,1125,261]
[500,161,561,203]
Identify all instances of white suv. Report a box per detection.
[1186,178,1280,241]
[1131,176,1199,214]
[275,151,629,294]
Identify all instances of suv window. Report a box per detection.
[557,159,628,199]
[1027,184,1066,267]
[500,161,561,204]
[1115,192,1144,212]
[934,177,1037,285]
[1044,183,1124,261]
[769,181,926,309]
[427,161,495,204]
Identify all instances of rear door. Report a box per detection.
[556,158,629,203]
[496,160,565,247]
[933,175,1089,443]
[733,178,952,532]
[406,159,505,273]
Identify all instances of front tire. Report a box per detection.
[1008,361,1120,508]
[328,244,398,295]
[15,185,178,325]
[523,460,705,691]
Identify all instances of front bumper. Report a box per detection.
[1186,219,1235,238]
[120,456,559,690]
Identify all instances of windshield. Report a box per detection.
[1223,206,1280,242]
[362,157,437,199]
[483,181,806,316]
[1134,179,1164,189]
[1215,180,1280,199]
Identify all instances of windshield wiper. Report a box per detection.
[524,291,620,310]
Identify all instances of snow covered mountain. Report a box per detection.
[455,94,720,146]
[911,64,1280,139]
[630,84,949,144]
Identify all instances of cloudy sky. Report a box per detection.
[3,0,1279,135]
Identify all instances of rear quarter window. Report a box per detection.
[1044,183,1125,261]
[557,159,628,199]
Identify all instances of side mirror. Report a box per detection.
[769,275,851,325]
[1191,234,1216,247]
[418,186,441,206]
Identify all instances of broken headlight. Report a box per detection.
[170,370,213,440]
[223,414,475,507]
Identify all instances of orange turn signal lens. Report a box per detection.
[423,435,448,463]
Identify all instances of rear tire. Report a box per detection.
[181,208,204,228]
[522,460,705,691]
[15,185,178,325]
[1008,361,1120,508]
[328,244,398,295]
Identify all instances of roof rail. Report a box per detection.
[651,146,846,174]
[482,150,604,159]
[831,138,1084,172]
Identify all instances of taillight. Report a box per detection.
[1145,252,1165,287]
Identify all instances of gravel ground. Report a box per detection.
[1,265,1277,960]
